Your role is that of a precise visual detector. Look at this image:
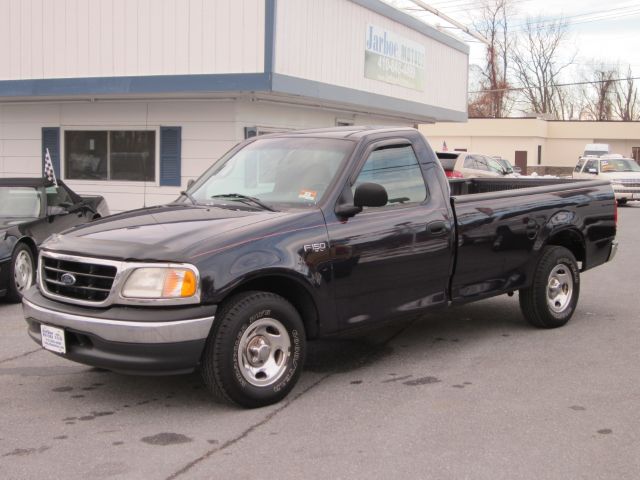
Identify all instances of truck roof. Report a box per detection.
[259,126,419,140]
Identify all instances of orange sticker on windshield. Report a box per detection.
[298,190,317,201]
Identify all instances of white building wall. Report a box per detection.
[0,100,240,212]
[0,0,265,80]
[274,0,468,113]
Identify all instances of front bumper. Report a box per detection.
[613,188,640,201]
[22,287,216,375]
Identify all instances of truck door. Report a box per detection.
[326,139,453,329]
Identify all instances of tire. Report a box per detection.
[201,291,306,408]
[7,243,36,302]
[519,246,580,328]
[617,199,628,206]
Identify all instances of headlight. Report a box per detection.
[121,267,198,299]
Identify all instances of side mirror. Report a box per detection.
[354,182,388,207]
[187,179,195,189]
[588,168,598,174]
[335,183,388,218]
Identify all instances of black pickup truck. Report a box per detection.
[23,127,617,408]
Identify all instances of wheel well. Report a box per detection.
[546,229,585,265]
[16,237,38,263]
[225,276,320,339]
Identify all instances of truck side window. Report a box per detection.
[584,159,599,173]
[352,145,427,207]
[574,159,586,172]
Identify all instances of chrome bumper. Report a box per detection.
[607,241,618,262]
[22,298,214,344]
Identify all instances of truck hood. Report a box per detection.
[41,204,323,263]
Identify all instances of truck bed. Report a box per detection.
[447,177,615,304]
[449,176,581,196]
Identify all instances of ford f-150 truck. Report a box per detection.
[23,127,618,408]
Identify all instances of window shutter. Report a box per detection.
[160,126,182,187]
[42,127,61,178]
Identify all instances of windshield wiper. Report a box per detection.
[180,190,198,205]
[211,193,277,212]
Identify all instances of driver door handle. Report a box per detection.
[427,220,447,236]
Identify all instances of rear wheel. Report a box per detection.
[7,243,35,302]
[201,291,306,408]
[617,199,628,206]
[519,246,580,328]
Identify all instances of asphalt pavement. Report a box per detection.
[1,206,638,480]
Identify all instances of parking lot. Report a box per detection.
[0,207,638,480]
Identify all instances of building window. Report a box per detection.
[65,130,156,181]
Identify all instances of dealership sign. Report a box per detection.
[364,24,426,91]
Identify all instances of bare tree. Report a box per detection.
[469,0,513,117]
[510,16,575,118]
[613,66,639,121]
[581,66,617,120]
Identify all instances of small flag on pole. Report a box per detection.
[442,141,448,152]
[44,148,58,186]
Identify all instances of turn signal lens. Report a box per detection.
[162,269,197,298]
[122,267,198,299]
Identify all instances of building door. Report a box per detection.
[632,147,640,164]
[515,150,528,173]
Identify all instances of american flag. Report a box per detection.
[44,148,58,186]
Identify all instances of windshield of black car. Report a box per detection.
[600,159,640,173]
[188,137,354,208]
[0,187,42,218]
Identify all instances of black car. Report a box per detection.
[0,178,109,301]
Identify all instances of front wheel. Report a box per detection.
[617,199,628,206]
[7,243,36,302]
[519,246,580,328]
[201,291,306,408]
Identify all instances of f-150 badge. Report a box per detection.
[304,243,327,253]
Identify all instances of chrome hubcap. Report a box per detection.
[238,318,291,387]
[14,250,34,293]
[547,264,573,313]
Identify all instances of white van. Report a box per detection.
[583,143,610,157]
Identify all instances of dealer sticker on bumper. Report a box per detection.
[41,324,66,354]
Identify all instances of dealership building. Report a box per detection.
[0,0,468,212]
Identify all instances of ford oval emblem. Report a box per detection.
[60,273,77,286]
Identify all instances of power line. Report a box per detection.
[470,76,640,94]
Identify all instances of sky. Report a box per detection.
[386,0,640,80]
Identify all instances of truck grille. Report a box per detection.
[41,256,117,302]
[613,179,640,189]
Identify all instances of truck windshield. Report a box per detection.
[188,137,354,208]
[0,186,42,218]
[600,159,640,173]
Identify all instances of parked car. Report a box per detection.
[0,178,109,301]
[23,127,616,408]
[573,154,640,205]
[436,151,513,178]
